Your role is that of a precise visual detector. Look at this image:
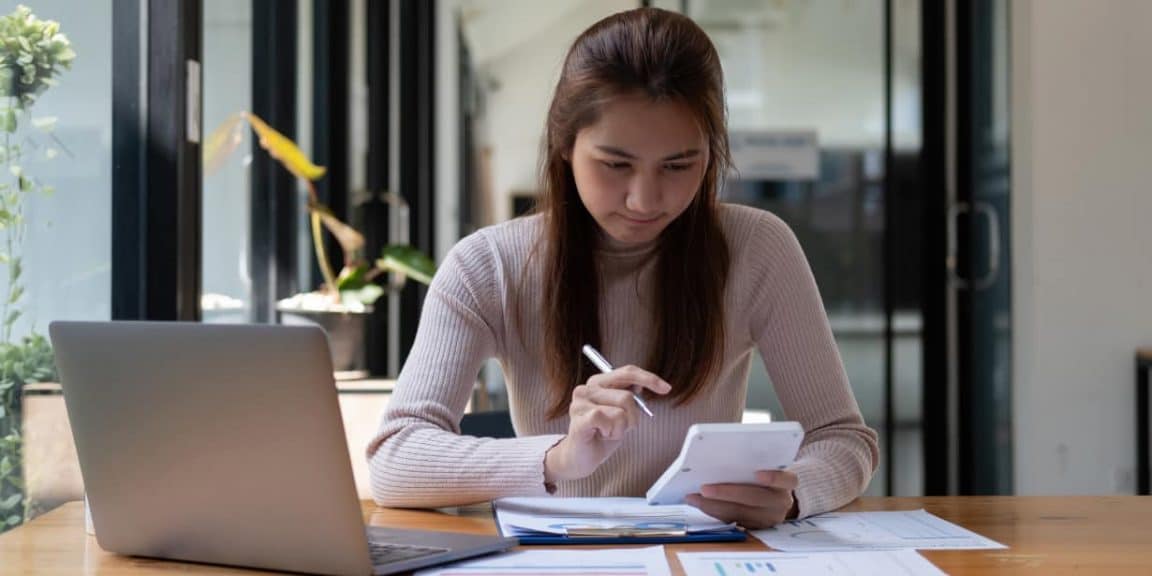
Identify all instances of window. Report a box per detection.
[0,0,112,532]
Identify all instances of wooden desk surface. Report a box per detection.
[2,496,1150,575]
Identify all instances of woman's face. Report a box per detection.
[570,94,709,246]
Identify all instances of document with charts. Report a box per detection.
[677,550,945,576]
[752,509,1005,551]
[415,545,671,576]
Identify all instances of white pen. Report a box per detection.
[581,344,655,418]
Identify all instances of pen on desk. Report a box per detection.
[581,344,655,418]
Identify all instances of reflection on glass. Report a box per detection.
[691,0,923,496]
[201,0,253,323]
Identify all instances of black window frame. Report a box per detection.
[113,0,203,322]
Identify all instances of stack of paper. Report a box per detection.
[494,497,736,539]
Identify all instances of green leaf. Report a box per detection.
[5,310,20,327]
[0,109,14,133]
[0,456,11,476]
[11,259,20,282]
[336,264,370,291]
[376,245,436,285]
[8,285,21,304]
[341,284,385,307]
[7,165,20,178]
[4,514,20,527]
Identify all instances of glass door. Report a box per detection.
[953,0,1012,494]
[687,0,926,496]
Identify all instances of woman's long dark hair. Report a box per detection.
[531,7,731,418]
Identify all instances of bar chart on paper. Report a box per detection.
[416,547,672,576]
[703,559,777,574]
[677,551,946,576]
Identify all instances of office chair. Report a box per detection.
[459,410,516,439]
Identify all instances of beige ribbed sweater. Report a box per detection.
[367,204,878,517]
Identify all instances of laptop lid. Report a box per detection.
[51,321,374,575]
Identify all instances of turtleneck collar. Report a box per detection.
[595,229,662,261]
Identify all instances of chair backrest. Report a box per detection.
[460,410,516,439]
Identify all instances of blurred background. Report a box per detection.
[2,0,1150,535]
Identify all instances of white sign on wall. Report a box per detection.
[729,129,820,181]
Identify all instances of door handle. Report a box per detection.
[948,201,1001,291]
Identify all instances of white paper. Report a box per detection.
[678,550,946,576]
[415,546,671,576]
[495,497,733,536]
[753,509,1006,551]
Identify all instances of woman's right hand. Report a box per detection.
[544,366,672,483]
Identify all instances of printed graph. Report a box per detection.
[707,559,778,575]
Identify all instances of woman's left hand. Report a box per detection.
[684,470,799,529]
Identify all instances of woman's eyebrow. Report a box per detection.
[594,145,702,161]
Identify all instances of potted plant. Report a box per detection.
[0,4,74,533]
[205,113,435,372]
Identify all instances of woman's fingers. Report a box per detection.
[685,491,794,530]
[685,471,800,529]
[570,386,632,436]
[566,365,670,445]
[755,469,800,491]
[579,404,630,440]
[698,482,786,505]
[684,495,766,529]
[587,365,672,396]
[585,386,640,428]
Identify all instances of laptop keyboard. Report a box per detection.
[367,541,449,567]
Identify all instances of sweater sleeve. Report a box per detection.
[744,211,880,517]
[366,231,564,508]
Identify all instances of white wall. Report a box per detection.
[1013,0,1152,494]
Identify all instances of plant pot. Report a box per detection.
[277,307,370,375]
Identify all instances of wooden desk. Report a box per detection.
[2,497,1151,575]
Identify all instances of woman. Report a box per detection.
[368,7,877,528]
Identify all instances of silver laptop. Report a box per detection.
[49,321,516,576]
